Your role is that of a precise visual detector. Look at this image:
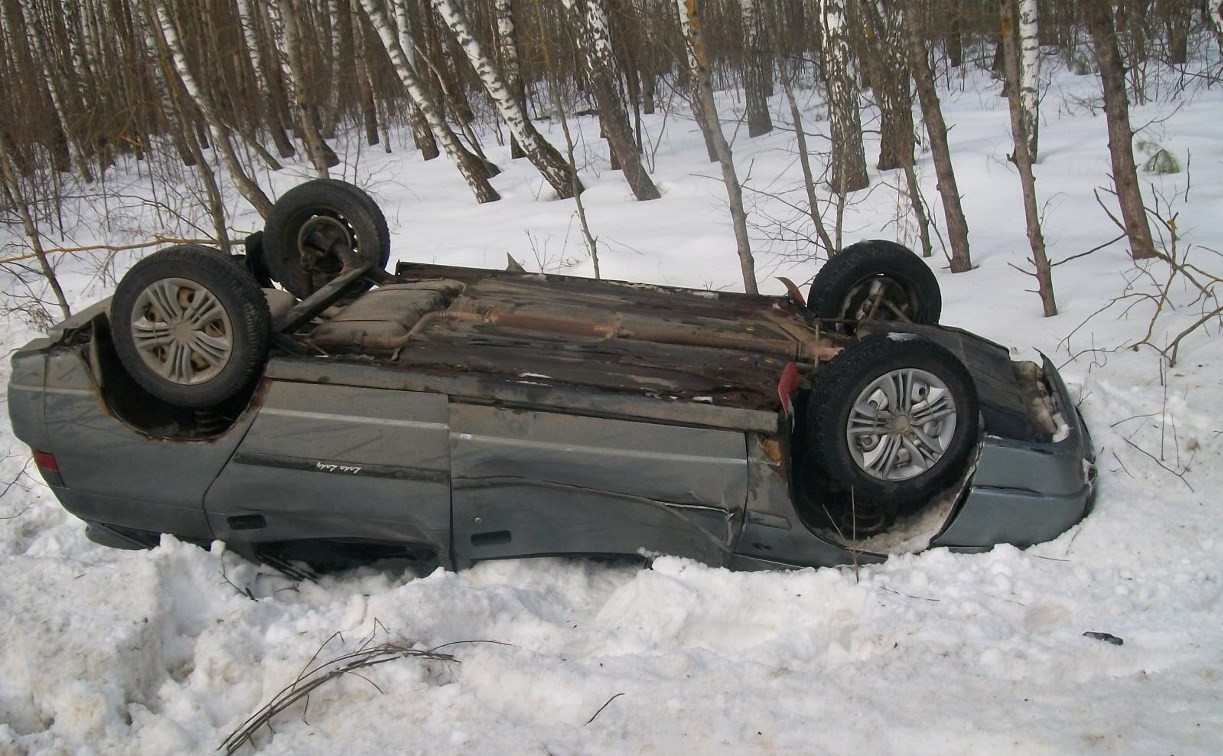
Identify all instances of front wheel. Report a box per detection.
[110,245,271,408]
[803,334,979,509]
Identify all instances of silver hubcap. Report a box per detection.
[131,277,232,385]
[846,367,958,481]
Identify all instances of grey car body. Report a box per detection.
[7,261,1095,572]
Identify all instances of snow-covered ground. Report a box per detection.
[2,55,1222,755]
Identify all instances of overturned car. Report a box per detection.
[7,180,1095,573]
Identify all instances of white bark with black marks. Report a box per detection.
[560,0,660,201]
[275,0,338,175]
[1001,0,1056,316]
[150,0,274,219]
[432,0,578,198]
[357,0,499,203]
[1018,0,1040,161]
[493,0,527,158]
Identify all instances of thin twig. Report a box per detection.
[1121,437,1193,492]
[585,692,625,725]
[0,235,221,265]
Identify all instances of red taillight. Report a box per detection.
[32,450,58,473]
[32,449,64,486]
[777,362,800,427]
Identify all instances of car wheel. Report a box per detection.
[262,179,391,298]
[111,245,271,408]
[804,334,978,508]
[808,240,941,333]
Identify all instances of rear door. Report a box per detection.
[204,380,452,560]
[449,403,749,567]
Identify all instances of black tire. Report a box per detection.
[803,334,979,508]
[808,240,941,333]
[111,245,271,408]
[262,179,391,298]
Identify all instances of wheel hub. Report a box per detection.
[846,367,958,482]
[843,276,916,323]
[298,214,354,271]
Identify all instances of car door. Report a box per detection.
[204,379,452,562]
[449,403,749,568]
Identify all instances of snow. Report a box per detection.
[3,52,1223,754]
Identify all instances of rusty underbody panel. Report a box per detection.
[294,263,847,414]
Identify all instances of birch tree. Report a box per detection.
[148,0,274,219]
[561,0,660,201]
[1017,0,1039,161]
[1083,0,1155,260]
[432,0,578,198]
[819,0,868,193]
[21,0,93,181]
[275,0,339,175]
[236,0,296,158]
[357,0,500,203]
[677,0,757,294]
[1000,0,1055,316]
[740,0,772,137]
[492,0,527,158]
[395,0,439,159]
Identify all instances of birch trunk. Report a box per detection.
[150,0,273,218]
[275,0,337,175]
[819,0,868,192]
[245,0,297,159]
[397,0,441,160]
[562,0,660,201]
[1001,0,1056,316]
[352,3,380,146]
[22,0,93,181]
[1018,0,1039,161]
[677,0,758,294]
[492,0,527,158]
[903,0,972,272]
[1084,0,1155,260]
[740,0,772,137]
[357,0,499,202]
[433,0,578,198]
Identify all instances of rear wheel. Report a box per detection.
[808,240,941,333]
[110,245,271,408]
[803,334,978,509]
[262,179,391,298]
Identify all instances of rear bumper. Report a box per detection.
[932,355,1096,550]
